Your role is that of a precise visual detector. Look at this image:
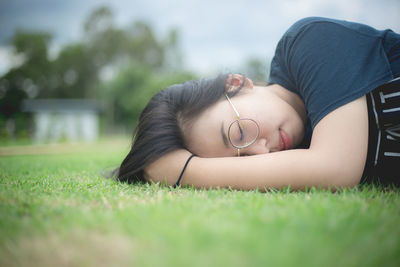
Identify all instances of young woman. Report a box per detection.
[117,17,400,190]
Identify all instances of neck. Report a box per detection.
[256,84,307,125]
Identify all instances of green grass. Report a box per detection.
[0,141,399,267]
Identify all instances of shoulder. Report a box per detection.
[288,17,329,30]
[283,17,337,38]
[285,17,386,40]
[276,17,350,55]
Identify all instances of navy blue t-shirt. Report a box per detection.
[269,17,400,147]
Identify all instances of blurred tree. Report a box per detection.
[81,6,190,131]
[8,31,52,98]
[101,63,196,131]
[242,57,270,84]
[13,31,51,67]
[163,28,183,71]
[0,70,28,117]
[0,4,192,137]
[42,5,179,101]
[125,21,164,69]
[51,43,98,98]
[83,6,127,68]
[0,31,51,137]
[84,6,114,37]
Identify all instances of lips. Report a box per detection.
[279,129,291,151]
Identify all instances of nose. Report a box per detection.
[241,138,270,155]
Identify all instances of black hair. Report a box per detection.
[116,73,231,183]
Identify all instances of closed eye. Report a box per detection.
[239,125,244,141]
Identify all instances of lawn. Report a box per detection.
[0,139,399,267]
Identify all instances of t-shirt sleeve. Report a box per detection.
[269,37,297,93]
[269,19,393,129]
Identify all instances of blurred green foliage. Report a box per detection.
[0,5,267,138]
[100,64,196,131]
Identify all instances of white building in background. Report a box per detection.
[22,99,100,143]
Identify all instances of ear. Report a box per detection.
[225,74,253,94]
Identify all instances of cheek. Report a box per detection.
[284,109,306,146]
[254,103,303,139]
[252,104,281,128]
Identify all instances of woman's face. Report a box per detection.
[185,84,306,157]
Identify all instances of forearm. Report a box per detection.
[185,149,337,191]
[146,148,359,191]
[144,149,193,185]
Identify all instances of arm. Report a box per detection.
[145,96,369,191]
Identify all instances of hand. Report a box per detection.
[143,149,192,185]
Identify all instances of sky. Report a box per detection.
[0,0,399,76]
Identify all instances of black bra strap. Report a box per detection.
[174,154,196,188]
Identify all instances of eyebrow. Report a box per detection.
[221,122,229,148]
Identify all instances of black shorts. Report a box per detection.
[362,77,400,186]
